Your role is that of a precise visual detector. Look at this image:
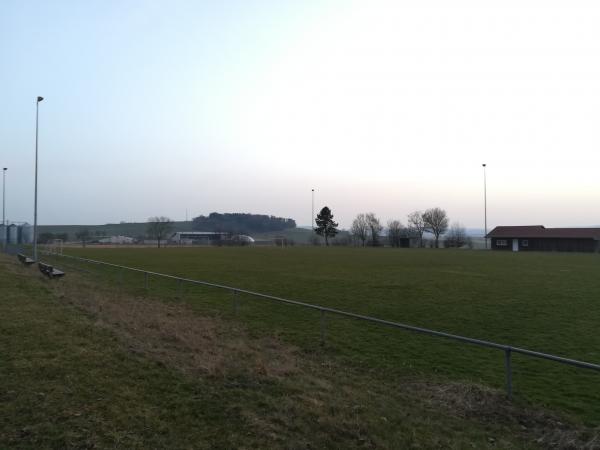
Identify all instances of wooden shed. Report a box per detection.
[486,226,600,253]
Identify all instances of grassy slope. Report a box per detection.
[59,246,600,424]
[3,254,585,448]
[0,259,246,448]
[252,227,352,244]
[38,221,195,240]
[251,226,335,243]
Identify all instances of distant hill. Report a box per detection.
[39,213,296,241]
[466,228,485,237]
[37,222,351,245]
[38,218,300,243]
[252,227,315,244]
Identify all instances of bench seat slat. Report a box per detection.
[17,254,35,266]
[37,262,66,279]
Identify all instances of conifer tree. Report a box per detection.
[314,206,339,246]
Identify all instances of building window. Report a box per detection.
[522,240,529,247]
[496,239,507,246]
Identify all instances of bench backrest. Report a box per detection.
[38,262,53,274]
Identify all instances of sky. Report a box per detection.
[1,0,600,229]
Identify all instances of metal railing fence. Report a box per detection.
[41,251,600,400]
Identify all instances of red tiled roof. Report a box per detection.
[487,226,600,239]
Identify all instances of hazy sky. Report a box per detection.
[2,0,600,229]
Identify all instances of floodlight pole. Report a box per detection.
[483,163,488,249]
[33,96,43,261]
[2,168,6,248]
[311,189,315,231]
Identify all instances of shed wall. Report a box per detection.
[491,237,598,252]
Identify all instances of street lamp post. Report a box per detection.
[2,168,6,249]
[483,163,488,249]
[33,96,44,261]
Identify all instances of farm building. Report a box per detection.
[0,223,33,245]
[170,231,228,245]
[98,235,136,245]
[487,226,600,252]
[169,231,255,245]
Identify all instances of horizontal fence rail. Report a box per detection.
[41,251,600,399]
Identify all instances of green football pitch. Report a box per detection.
[61,246,600,423]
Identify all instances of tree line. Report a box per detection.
[315,206,470,248]
[192,212,296,234]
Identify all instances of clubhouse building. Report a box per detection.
[487,226,600,253]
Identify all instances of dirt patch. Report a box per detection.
[54,279,299,381]
[414,381,600,449]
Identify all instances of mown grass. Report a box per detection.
[6,253,596,448]
[56,246,600,425]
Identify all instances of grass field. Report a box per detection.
[6,253,597,448]
[53,246,600,425]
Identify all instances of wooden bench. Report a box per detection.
[17,253,36,266]
[38,262,66,279]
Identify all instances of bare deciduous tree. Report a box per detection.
[365,212,383,246]
[407,211,426,248]
[146,216,174,248]
[444,222,470,248]
[387,220,405,247]
[350,213,369,246]
[422,207,449,248]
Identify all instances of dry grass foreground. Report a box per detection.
[5,256,600,449]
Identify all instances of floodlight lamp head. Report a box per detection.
[37,96,44,102]
[482,163,486,167]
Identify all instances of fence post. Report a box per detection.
[320,309,326,346]
[505,347,513,399]
[144,272,149,290]
[232,290,239,315]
